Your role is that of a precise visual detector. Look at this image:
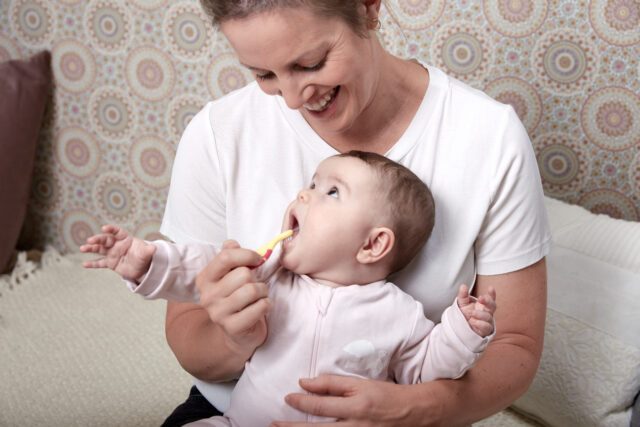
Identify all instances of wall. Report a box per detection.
[0,0,639,252]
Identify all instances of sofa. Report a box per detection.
[1,195,638,426]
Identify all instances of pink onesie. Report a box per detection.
[128,241,493,427]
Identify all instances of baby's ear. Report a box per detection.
[357,227,394,265]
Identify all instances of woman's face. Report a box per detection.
[220,6,381,137]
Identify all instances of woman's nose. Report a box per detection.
[279,78,313,110]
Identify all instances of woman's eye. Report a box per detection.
[327,187,339,198]
[256,72,275,81]
[300,58,326,72]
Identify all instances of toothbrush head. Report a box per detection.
[256,229,293,261]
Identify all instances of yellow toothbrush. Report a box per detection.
[256,230,293,261]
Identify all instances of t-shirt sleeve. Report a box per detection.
[160,103,227,245]
[474,106,551,275]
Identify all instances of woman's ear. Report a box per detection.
[357,227,395,265]
[359,0,382,20]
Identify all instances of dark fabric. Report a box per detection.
[0,51,51,272]
[161,386,224,427]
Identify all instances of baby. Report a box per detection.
[82,151,496,426]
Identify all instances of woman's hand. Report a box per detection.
[195,240,270,360]
[272,259,548,426]
[271,376,443,427]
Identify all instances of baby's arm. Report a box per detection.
[392,286,497,384]
[81,225,217,302]
[80,224,156,282]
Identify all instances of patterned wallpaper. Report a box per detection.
[0,0,638,253]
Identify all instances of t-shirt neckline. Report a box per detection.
[275,62,446,162]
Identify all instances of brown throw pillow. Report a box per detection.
[0,51,52,273]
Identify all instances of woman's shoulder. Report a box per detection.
[207,81,275,115]
[427,65,514,120]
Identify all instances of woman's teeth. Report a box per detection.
[304,87,337,112]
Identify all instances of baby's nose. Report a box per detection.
[298,189,310,202]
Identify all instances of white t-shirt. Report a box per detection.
[160,64,551,409]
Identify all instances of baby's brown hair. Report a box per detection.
[337,151,435,274]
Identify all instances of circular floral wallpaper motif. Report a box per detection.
[581,86,639,152]
[52,39,97,94]
[485,77,542,133]
[206,52,253,98]
[88,87,138,143]
[60,209,101,252]
[163,1,212,62]
[84,0,131,54]
[386,0,446,30]
[135,220,165,241]
[55,127,101,178]
[9,0,55,47]
[483,0,548,38]
[166,94,207,143]
[128,135,175,189]
[2,0,639,251]
[535,133,588,197]
[431,21,492,84]
[129,0,170,11]
[0,33,22,61]
[579,189,639,221]
[532,29,599,95]
[125,46,176,102]
[589,0,640,46]
[631,152,640,196]
[30,170,63,213]
[93,173,139,224]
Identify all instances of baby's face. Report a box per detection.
[280,156,383,280]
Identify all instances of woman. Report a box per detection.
[160,1,551,425]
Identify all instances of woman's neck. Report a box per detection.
[324,53,429,155]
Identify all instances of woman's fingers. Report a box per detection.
[198,245,263,285]
[203,276,269,323]
[221,296,271,336]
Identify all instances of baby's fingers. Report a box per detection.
[478,287,497,314]
[82,257,107,269]
[456,284,471,307]
[470,318,494,337]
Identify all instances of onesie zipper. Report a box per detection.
[306,287,334,422]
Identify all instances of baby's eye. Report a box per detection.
[327,187,339,198]
[309,182,316,190]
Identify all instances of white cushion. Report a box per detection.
[512,197,640,426]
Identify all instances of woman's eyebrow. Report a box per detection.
[239,44,328,72]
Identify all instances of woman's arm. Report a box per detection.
[276,258,547,426]
[165,241,271,382]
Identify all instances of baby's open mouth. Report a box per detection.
[286,213,300,243]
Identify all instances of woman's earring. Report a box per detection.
[368,17,381,30]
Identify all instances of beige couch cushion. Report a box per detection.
[512,197,640,426]
[0,251,191,426]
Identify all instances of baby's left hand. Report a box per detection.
[456,284,496,337]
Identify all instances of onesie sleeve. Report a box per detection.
[123,240,218,302]
[475,106,551,275]
[391,299,494,384]
[160,102,227,246]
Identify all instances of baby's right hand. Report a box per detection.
[80,224,156,282]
